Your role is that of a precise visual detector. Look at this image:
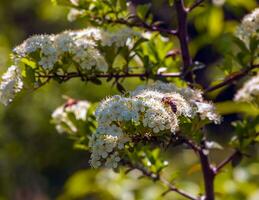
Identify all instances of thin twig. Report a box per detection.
[174,0,194,83]
[126,162,198,200]
[187,0,206,12]
[36,71,181,81]
[199,149,215,200]
[177,135,201,152]
[198,140,215,200]
[214,150,240,174]
[159,176,198,200]
[205,64,259,93]
[89,15,178,35]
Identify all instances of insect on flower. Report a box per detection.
[161,97,177,113]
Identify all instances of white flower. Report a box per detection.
[90,81,220,169]
[195,102,221,124]
[11,27,141,76]
[51,99,90,134]
[236,8,259,46]
[101,28,141,48]
[0,65,23,106]
[69,0,79,6]
[67,8,84,22]
[234,73,259,103]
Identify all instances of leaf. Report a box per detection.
[233,36,249,53]
[249,36,259,56]
[231,152,243,167]
[131,38,148,51]
[136,3,151,20]
[208,7,223,37]
[25,65,36,83]
[117,0,126,10]
[21,58,37,68]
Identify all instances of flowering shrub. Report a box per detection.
[0,1,259,200]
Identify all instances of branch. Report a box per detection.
[89,15,177,35]
[174,0,194,83]
[126,162,198,200]
[198,142,215,200]
[205,64,259,93]
[187,0,206,12]
[177,134,201,152]
[36,71,181,81]
[214,150,240,174]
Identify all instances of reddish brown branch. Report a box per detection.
[199,149,215,200]
[205,64,259,93]
[36,72,181,81]
[126,162,198,200]
[215,150,240,174]
[175,0,194,83]
[90,15,177,35]
[187,0,206,12]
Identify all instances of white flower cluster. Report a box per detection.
[89,81,220,168]
[101,28,141,48]
[236,8,259,46]
[67,8,84,22]
[0,65,23,105]
[234,73,259,103]
[52,100,90,134]
[12,27,140,71]
[13,29,105,71]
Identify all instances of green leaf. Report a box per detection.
[21,58,37,68]
[249,36,259,56]
[25,65,36,82]
[117,0,127,10]
[231,152,243,168]
[233,36,249,54]
[136,4,151,20]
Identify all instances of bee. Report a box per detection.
[162,97,177,113]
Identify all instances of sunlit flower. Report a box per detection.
[236,8,259,46]
[51,100,90,134]
[0,65,23,106]
[89,81,220,168]
[234,73,259,103]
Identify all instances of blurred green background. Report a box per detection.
[0,0,259,199]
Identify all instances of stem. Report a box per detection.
[37,71,181,81]
[205,64,259,93]
[187,0,206,12]
[215,150,240,174]
[89,15,177,35]
[175,0,194,83]
[199,148,215,200]
[126,161,198,200]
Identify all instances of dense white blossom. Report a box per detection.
[234,73,259,103]
[51,100,90,134]
[89,81,220,168]
[12,27,140,73]
[101,28,141,48]
[67,8,84,22]
[0,65,23,105]
[12,29,108,72]
[236,8,259,46]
